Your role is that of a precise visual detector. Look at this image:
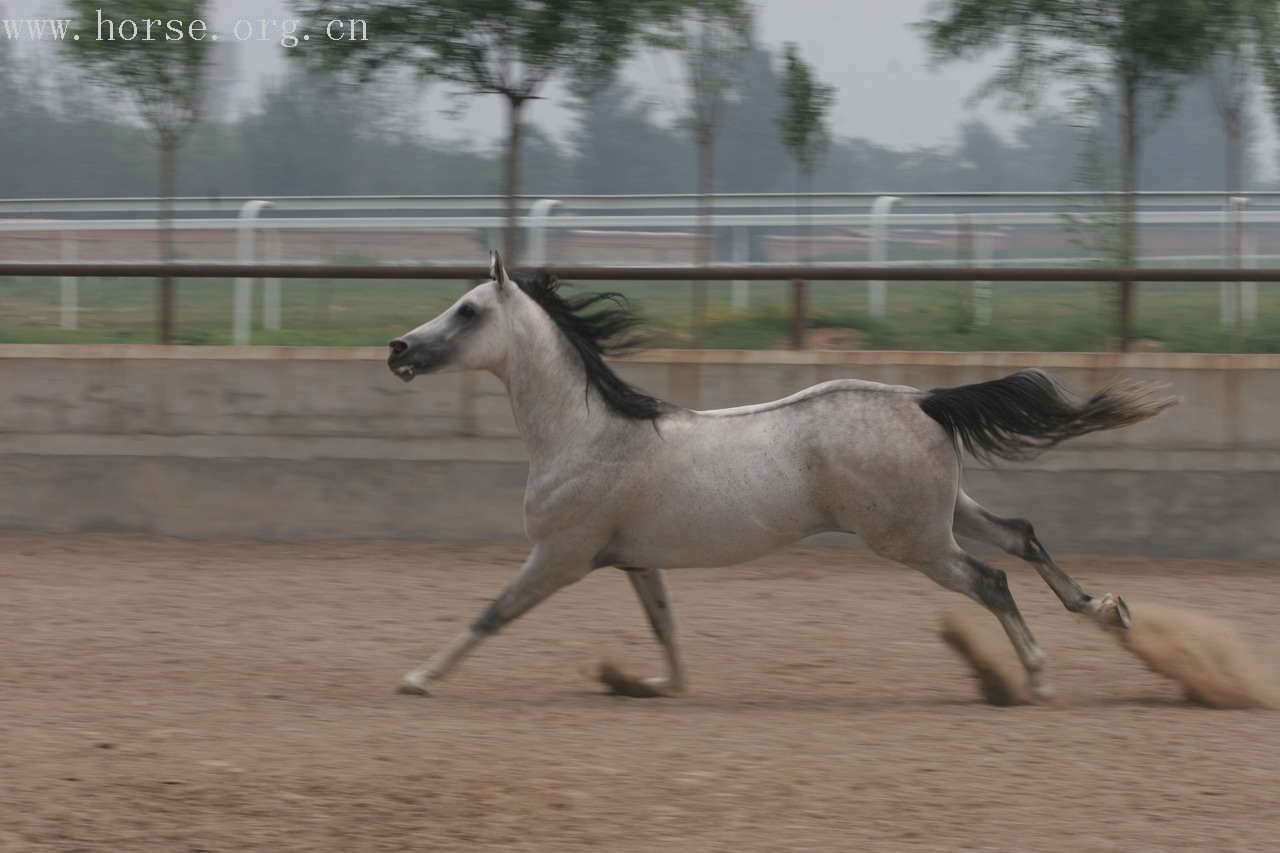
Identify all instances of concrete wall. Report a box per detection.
[2,345,1277,558]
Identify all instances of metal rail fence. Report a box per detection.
[4,261,1278,350]
[12,261,1280,280]
[2,190,1275,339]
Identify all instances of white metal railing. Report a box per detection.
[6,190,1280,216]
[9,210,1280,231]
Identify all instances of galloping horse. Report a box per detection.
[386,252,1174,701]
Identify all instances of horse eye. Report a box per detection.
[457,303,477,320]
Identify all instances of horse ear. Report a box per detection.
[489,250,513,291]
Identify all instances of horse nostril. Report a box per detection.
[389,339,409,355]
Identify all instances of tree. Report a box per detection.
[717,43,791,193]
[921,0,1216,348]
[776,43,835,255]
[571,81,694,193]
[668,0,751,334]
[675,1,751,259]
[1204,1,1280,195]
[293,0,693,262]
[959,120,1011,190]
[1121,74,1238,188]
[66,1,213,344]
[775,43,834,348]
[1198,1,1280,330]
[240,70,371,196]
[1008,112,1084,191]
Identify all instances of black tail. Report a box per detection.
[918,368,1177,463]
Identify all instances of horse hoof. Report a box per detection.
[645,677,687,697]
[1086,593,1131,631]
[396,678,432,697]
[1115,596,1133,629]
[1030,681,1056,703]
[598,663,682,698]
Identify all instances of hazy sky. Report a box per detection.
[8,0,1276,169]
[7,0,1026,146]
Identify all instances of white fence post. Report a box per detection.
[731,225,750,311]
[869,195,901,318]
[957,213,993,327]
[525,199,561,266]
[60,229,78,331]
[234,200,272,346]
[1220,196,1246,328]
[1232,197,1256,327]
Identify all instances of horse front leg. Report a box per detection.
[398,545,592,696]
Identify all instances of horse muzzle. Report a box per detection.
[387,338,446,382]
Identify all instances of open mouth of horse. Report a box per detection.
[388,352,445,381]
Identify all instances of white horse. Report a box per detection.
[386,252,1174,700]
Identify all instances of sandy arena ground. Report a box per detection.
[2,535,1278,852]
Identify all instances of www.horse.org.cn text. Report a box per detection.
[1,13,369,49]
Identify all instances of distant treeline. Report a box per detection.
[0,43,1262,198]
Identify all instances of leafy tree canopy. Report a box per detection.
[293,0,694,102]
[65,0,212,143]
[922,0,1217,114]
[776,42,835,175]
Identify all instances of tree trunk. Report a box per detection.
[1225,106,1245,337]
[788,278,807,349]
[789,166,812,349]
[1218,43,1246,197]
[1225,110,1243,196]
[502,96,525,264]
[157,137,177,344]
[1117,73,1139,352]
[697,130,713,265]
[693,127,713,340]
[799,166,813,264]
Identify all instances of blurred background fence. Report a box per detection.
[3,191,1279,352]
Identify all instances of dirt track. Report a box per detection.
[3,535,1278,852]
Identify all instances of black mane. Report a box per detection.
[512,270,672,421]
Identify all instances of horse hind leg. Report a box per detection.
[916,547,1054,703]
[953,493,1131,630]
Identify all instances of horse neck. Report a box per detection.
[496,302,611,459]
